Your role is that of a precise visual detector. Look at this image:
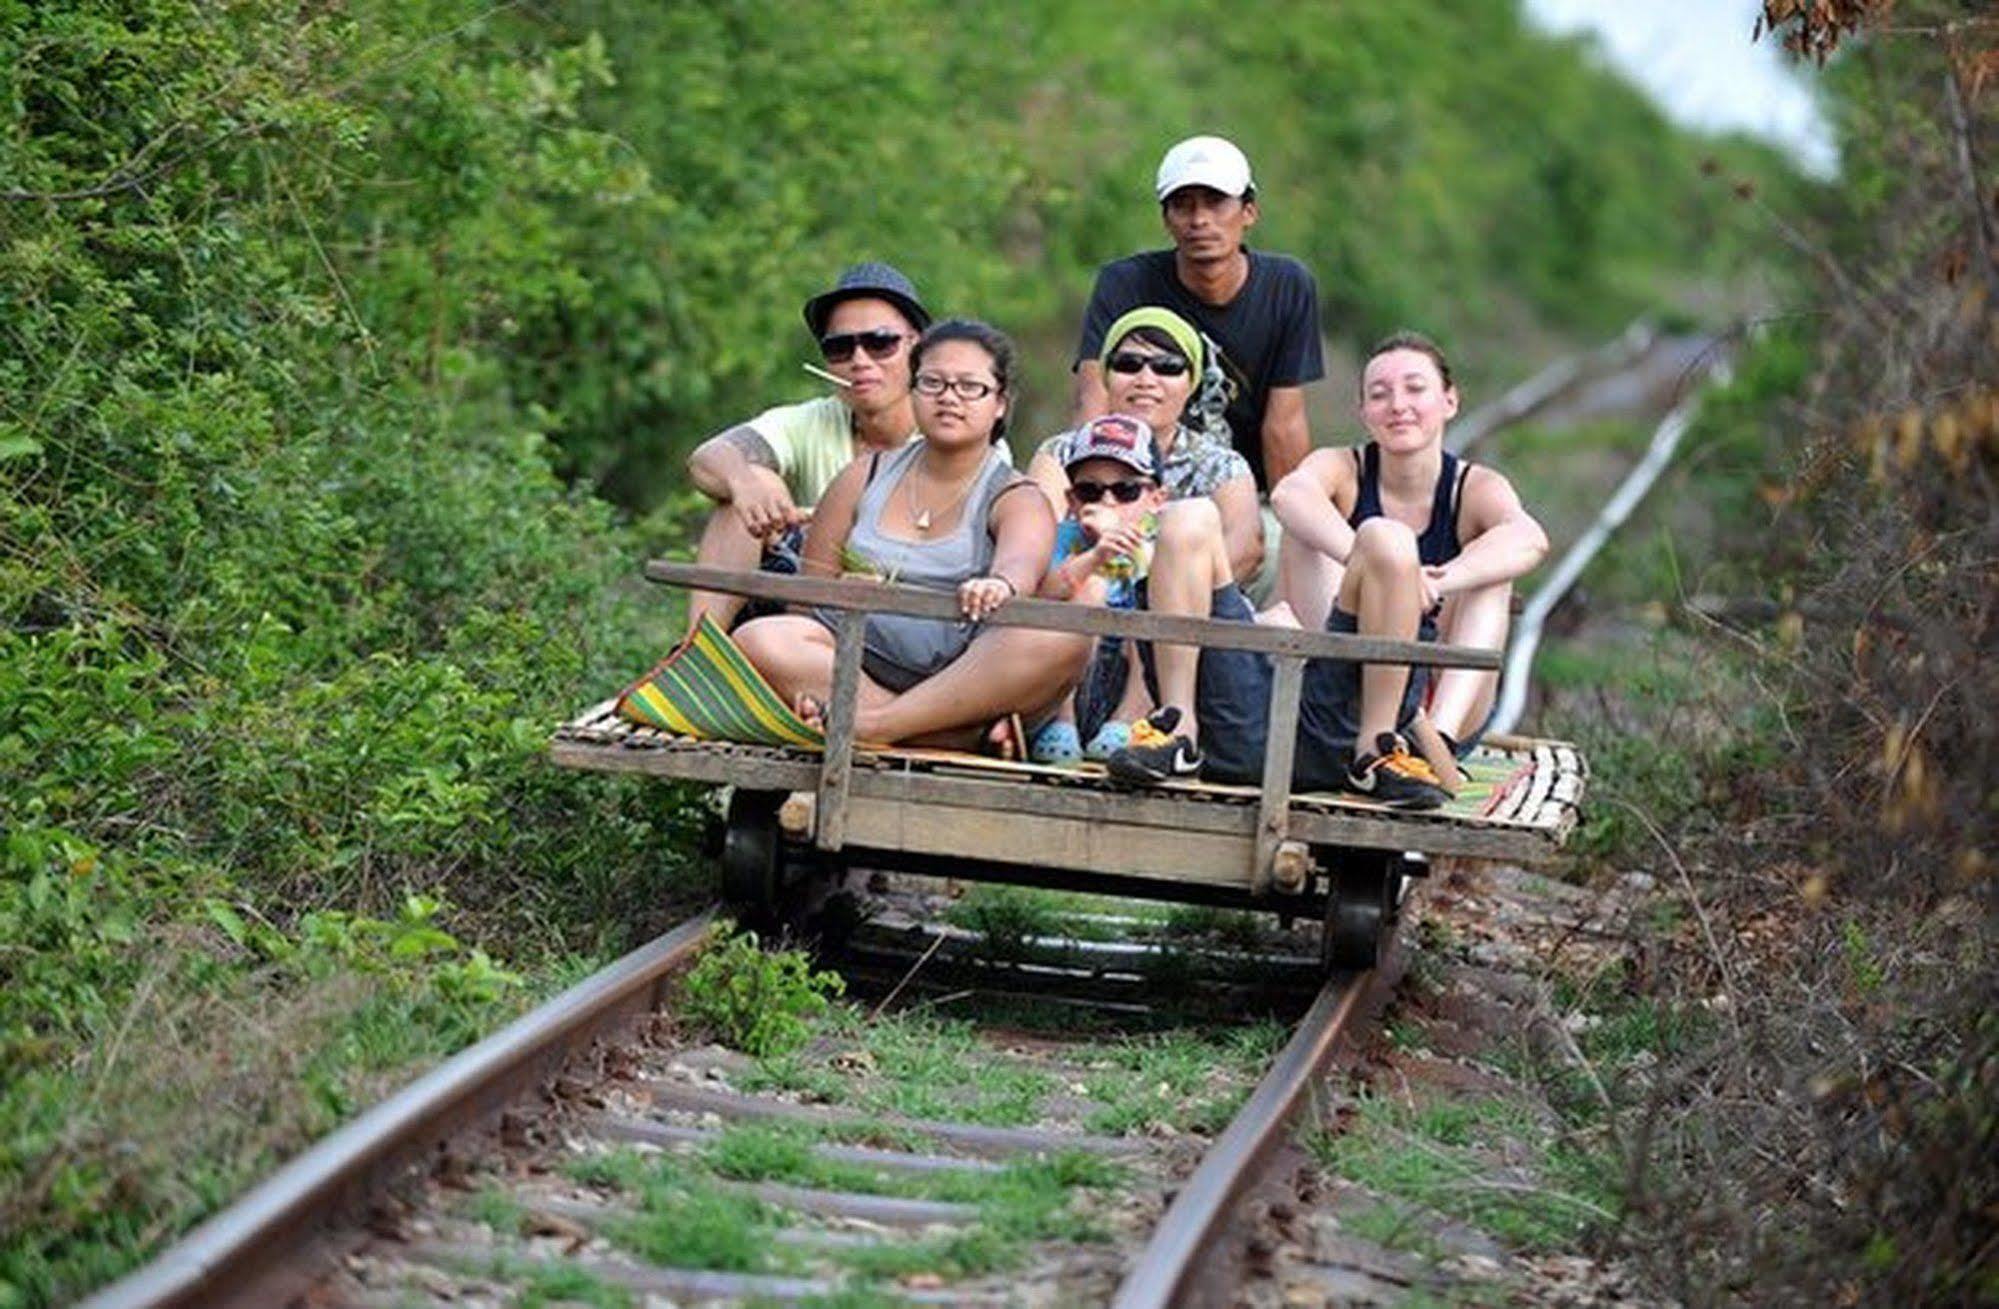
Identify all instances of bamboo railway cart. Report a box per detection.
[552,562,1589,971]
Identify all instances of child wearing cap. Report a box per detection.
[1028,414,1167,767]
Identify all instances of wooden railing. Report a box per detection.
[645,561,1501,893]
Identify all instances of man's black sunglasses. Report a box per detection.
[819,329,907,363]
[1071,479,1150,504]
[1106,351,1190,378]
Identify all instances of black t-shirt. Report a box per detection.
[1076,248,1324,488]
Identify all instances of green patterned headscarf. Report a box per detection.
[1100,306,1234,450]
[1100,306,1204,377]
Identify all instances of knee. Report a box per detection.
[1351,517,1419,568]
[731,616,780,666]
[734,615,816,674]
[1157,496,1221,549]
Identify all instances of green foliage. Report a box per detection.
[678,926,845,1057]
[0,4,709,1302]
[839,1011,1055,1127]
[512,0,1798,504]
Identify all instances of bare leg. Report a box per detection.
[733,615,897,725]
[1334,518,1426,755]
[1272,528,1344,630]
[1107,640,1152,723]
[686,507,762,635]
[1144,498,1233,746]
[855,626,1092,745]
[1429,581,1511,741]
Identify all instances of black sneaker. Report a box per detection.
[1343,732,1451,810]
[1106,706,1203,785]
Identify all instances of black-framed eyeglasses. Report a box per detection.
[913,373,998,401]
[1106,351,1191,378]
[819,329,907,364]
[1070,479,1150,505]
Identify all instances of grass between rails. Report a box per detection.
[603,929,1302,1298]
[735,1004,1286,1138]
[555,1134,1119,1286]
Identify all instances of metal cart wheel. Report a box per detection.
[720,789,785,926]
[1320,849,1402,972]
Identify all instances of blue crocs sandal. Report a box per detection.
[1029,719,1084,768]
[1084,720,1132,761]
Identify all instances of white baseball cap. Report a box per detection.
[1154,135,1255,201]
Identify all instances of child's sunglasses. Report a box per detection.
[1106,351,1190,378]
[1071,479,1150,504]
[819,329,907,363]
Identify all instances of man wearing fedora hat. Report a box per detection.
[1072,135,1322,493]
[685,262,930,633]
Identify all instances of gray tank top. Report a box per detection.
[844,439,1021,683]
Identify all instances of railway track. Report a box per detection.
[77,323,1701,1309]
[82,886,1395,1308]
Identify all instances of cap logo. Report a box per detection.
[1088,416,1141,449]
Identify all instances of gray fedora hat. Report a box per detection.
[802,261,931,337]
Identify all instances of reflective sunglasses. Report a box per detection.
[1106,350,1191,378]
[1070,479,1150,505]
[819,329,907,363]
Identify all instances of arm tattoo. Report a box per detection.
[717,424,778,471]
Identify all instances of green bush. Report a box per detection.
[678,926,846,1058]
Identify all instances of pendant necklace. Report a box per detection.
[906,454,978,534]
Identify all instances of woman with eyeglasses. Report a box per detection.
[734,319,1088,755]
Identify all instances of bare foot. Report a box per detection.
[985,714,1024,761]
[794,693,825,731]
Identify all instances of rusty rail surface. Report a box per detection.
[1112,969,1377,1308]
[79,910,719,1309]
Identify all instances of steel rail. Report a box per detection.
[1490,355,1733,734]
[80,909,719,1309]
[1111,970,1373,1308]
[1448,318,1657,457]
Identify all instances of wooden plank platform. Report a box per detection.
[549,700,1587,871]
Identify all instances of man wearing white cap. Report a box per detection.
[1072,135,1323,492]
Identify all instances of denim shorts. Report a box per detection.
[1192,601,1436,789]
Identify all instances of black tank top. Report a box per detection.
[1346,442,1469,567]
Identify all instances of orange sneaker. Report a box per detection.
[1343,732,1450,810]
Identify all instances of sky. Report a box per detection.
[1525,0,1838,175]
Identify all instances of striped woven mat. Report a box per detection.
[616,614,824,747]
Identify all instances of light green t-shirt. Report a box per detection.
[747,395,914,507]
